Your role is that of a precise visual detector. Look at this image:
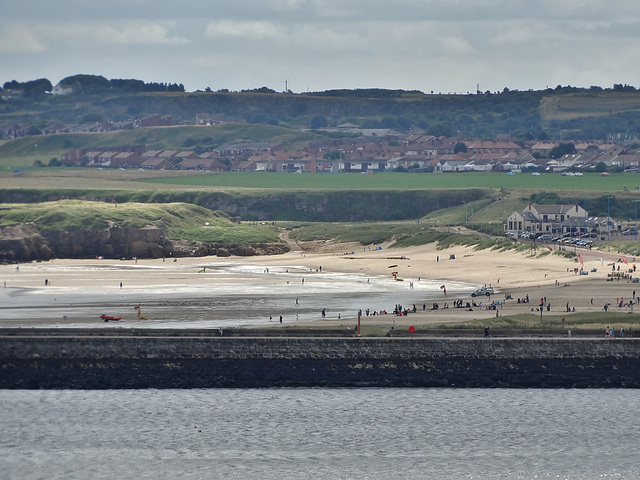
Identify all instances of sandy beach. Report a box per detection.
[1,240,638,330]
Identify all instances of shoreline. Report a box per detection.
[1,242,639,330]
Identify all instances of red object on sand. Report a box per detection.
[409,326,416,333]
[100,314,122,322]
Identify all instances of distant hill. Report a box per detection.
[2,81,640,141]
[0,124,329,159]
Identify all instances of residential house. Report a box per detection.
[157,150,179,162]
[61,149,86,165]
[0,124,27,139]
[111,152,143,168]
[434,154,469,172]
[141,158,174,170]
[465,140,521,154]
[96,151,119,166]
[82,151,106,167]
[530,142,558,156]
[51,83,74,95]
[504,204,589,236]
[134,115,172,128]
[174,151,199,160]
[177,158,227,171]
[143,150,164,158]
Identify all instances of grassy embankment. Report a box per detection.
[540,92,640,122]
[0,200,280,244]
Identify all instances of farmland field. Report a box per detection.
[141,171,640,192]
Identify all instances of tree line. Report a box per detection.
[2,74,185,97]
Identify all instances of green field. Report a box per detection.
[142,171,640,192]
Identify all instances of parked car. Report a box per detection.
[537,234,553,241]
[471,287,495,297]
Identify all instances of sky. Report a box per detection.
[2,0,640,94]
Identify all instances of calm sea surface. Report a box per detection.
[1,388,637,479]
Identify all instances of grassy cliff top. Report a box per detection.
[0,200,280,244]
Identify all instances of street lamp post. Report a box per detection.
[634,200,640,241]
[607,196,613,242]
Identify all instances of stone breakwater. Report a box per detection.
[1,332,640,389]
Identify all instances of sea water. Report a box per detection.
[1,388,637,479]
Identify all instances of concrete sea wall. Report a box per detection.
[1,334,639,389]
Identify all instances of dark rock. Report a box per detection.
[0,223,289,262]
[0,224,52,262]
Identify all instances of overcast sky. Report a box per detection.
[2,0,640,94]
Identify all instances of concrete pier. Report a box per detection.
[1,330,639,388]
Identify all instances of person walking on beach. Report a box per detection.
[279,315,283,324]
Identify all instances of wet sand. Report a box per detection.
[1,242,638,330]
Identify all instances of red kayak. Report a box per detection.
[101,314,122,322]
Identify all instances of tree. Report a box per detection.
[81,113,104,123]
[109,78,145,93]
[3,80,21,90]
[549,142,576,159]
[23,78,52,97]
[310,115,328,129]
[323,150,342,160]
[453,142,467,153]
[594,161,608,172]
[426,122,453,137]
[59,74,110,92]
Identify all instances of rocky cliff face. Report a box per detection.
[0,225,53,261]
[43,224,173,259]
[0,224,289,262]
